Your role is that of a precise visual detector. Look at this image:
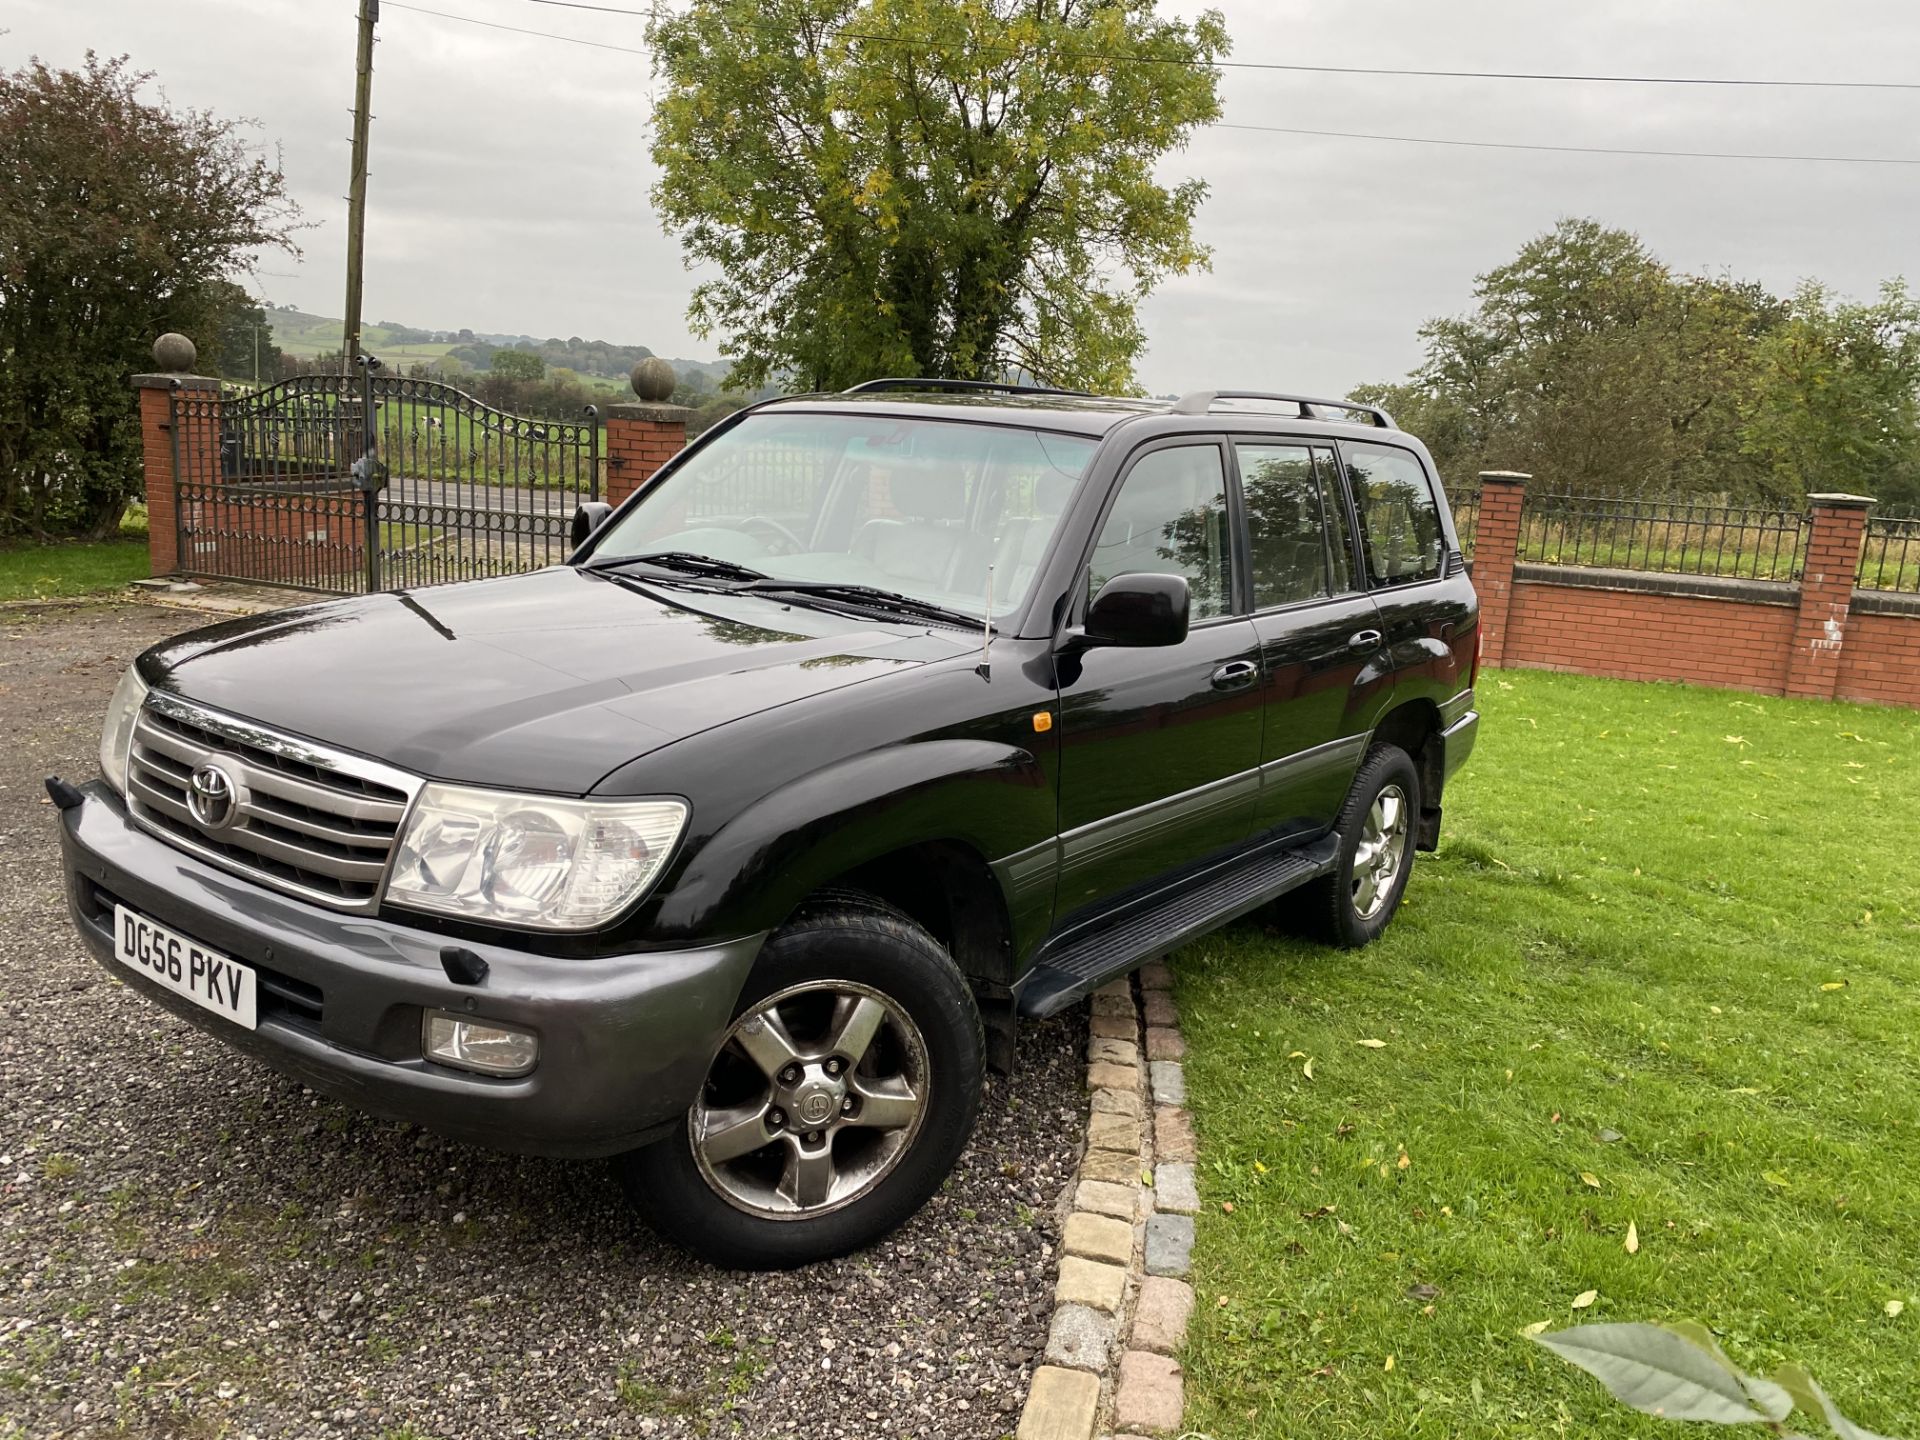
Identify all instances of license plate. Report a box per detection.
[112,905,257,1031]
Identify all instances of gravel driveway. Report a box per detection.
[0,600,1084,1440]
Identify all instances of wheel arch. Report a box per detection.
[1368,697,1446,850]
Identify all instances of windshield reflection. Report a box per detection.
[590,413,1096,620]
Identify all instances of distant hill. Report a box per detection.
[263,305,733,393]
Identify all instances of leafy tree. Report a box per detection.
[203,280,284,384]
[1741,281,1920,508]
[490,348,545,382]
[0,53,299,537]
[1355,219,1918,506]
[645,0,1228,393]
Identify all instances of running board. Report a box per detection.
[1017,834,1340,1019]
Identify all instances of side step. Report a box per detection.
[1017,834,1339,1018]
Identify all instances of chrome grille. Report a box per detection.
[125,693,422,912]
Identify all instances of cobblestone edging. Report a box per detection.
[1016,960,1198,1440]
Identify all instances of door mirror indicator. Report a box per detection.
[570,502,615,549]
[1075,573,1190,650]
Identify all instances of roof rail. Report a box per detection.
[1169,390,1395,429]
[843,377,1095,399]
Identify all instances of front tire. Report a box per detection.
[1298,743,1421,948]
[614,900,985,1269]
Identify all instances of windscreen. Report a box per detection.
[592,412,1098,618]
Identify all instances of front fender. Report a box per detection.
[650,738,1053,939]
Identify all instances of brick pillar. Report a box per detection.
[1785,493,1874,699]
[1470,470,1529,667]
[132,371,221,579]
[603,401,689,506]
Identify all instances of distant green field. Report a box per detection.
[266,309,455,364]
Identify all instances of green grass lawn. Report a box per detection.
[1174,669,1919,1438]
[0,510,151,601]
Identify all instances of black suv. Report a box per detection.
[56,381,1478,1268]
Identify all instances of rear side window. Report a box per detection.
[1089,444,1232,621]
[1235,441,1355,608]
[1344,442,1444,587]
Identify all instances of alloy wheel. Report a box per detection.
[1351,783,1409,920]
[691,981,929,1220]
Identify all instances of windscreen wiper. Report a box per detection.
[584,551,768,583]
[742,580,980,631]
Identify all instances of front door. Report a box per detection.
[1054,439,1263,919]
[1233,439,1389,838]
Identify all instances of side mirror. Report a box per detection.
[1079,572,1190,649]
[570,502,614,549]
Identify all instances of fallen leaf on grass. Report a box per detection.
[1397,1152,1411,1170]
[1572,1289,1599,1310]
[1625,1221,1640,1255]
[1520,1320,1553,1337]
[1821,981,1848,992]
[1597,1128,1624,1143]
[1302,1057,1314,1081]
[1356,1038,1388,1049]
[1763,1171,1791,1188]
[1221,1201,1234,1214]
[1406,1284,1441,1301]
[1384,1354,1395,1371]
[1581,1172,1602,1190]
[1887,1300,1905,1319]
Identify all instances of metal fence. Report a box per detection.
[173,361,600,596]
[1450,486,1480,557]
[1860,513,1920,594]
[1516,493,1807,583]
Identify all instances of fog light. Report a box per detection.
[422,1010,538,1077]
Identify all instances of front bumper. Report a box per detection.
[57,781,765,1159]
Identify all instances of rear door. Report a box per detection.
[1053,438,1263,918]
[1233,438,1389,838]
[1340,439,1478,706]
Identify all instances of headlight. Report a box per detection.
[385,784,687,931]
[99,664,149,794]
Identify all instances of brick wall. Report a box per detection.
[1476,475,1919,709]
[133,374,220,577]
[1837,598,1920,708]
[604,402,689,506]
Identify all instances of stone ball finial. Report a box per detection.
[630,357,677,402]
[153,334,196,372]
[153,333,197,372]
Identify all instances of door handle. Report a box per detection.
[1349,629,1384,650]
[1211,660,1259,690]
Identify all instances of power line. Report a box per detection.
[1214,120,1920,166]
[515,0,1920,91]
[382,2,1920,165]
[382,1,648,55]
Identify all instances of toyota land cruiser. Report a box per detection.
[54,379,1479,1269]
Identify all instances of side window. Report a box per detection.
[1089,444,1232,621]
[1235,441,1358,608]
[1344,442,1444,587]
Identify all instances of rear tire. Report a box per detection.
[1296,743,1421,948]
[613,900,984,1269]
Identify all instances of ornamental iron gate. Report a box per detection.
[171,357,601,595]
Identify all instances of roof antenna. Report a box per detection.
[976,557,994,679]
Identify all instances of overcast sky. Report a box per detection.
[9,0,1918,394]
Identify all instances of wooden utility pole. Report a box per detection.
[342,0,378,375]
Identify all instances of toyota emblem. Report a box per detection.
[187,761,241,832]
